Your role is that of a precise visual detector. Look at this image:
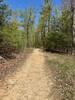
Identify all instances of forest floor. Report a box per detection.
[0,49,54,100]
[0,49,75,100]
[45,52,75,100]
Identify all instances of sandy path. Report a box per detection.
[0,49,53,100]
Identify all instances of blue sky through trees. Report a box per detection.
[6,0,61,10]
[5,0,61,25]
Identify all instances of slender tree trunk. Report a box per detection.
[73,8,75,54]
[48,13,51,32]
[71,0,75,55]
[26,24,29,47]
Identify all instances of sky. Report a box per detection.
[6,0,41,11]
[5,0,61,25]
[5,0,61,10]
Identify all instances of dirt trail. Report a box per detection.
[0,49,54,100]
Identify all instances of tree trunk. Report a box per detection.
[26,24,29,47]
[73,8,75,54]
[71,0,75,55]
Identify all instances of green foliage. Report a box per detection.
[44,31,72,52]
[0,21,25,58]
[1,24,25,49]
[0,0,11,27]
[0,0,74,56]
[18,7,35,47]
[59,9,72,33]
[38,6,73,53]
[0,1,26,57]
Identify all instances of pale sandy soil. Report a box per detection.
[0,49,54,100]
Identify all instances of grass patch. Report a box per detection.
[47,53,75,100]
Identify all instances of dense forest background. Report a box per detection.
[0,0,75,58]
